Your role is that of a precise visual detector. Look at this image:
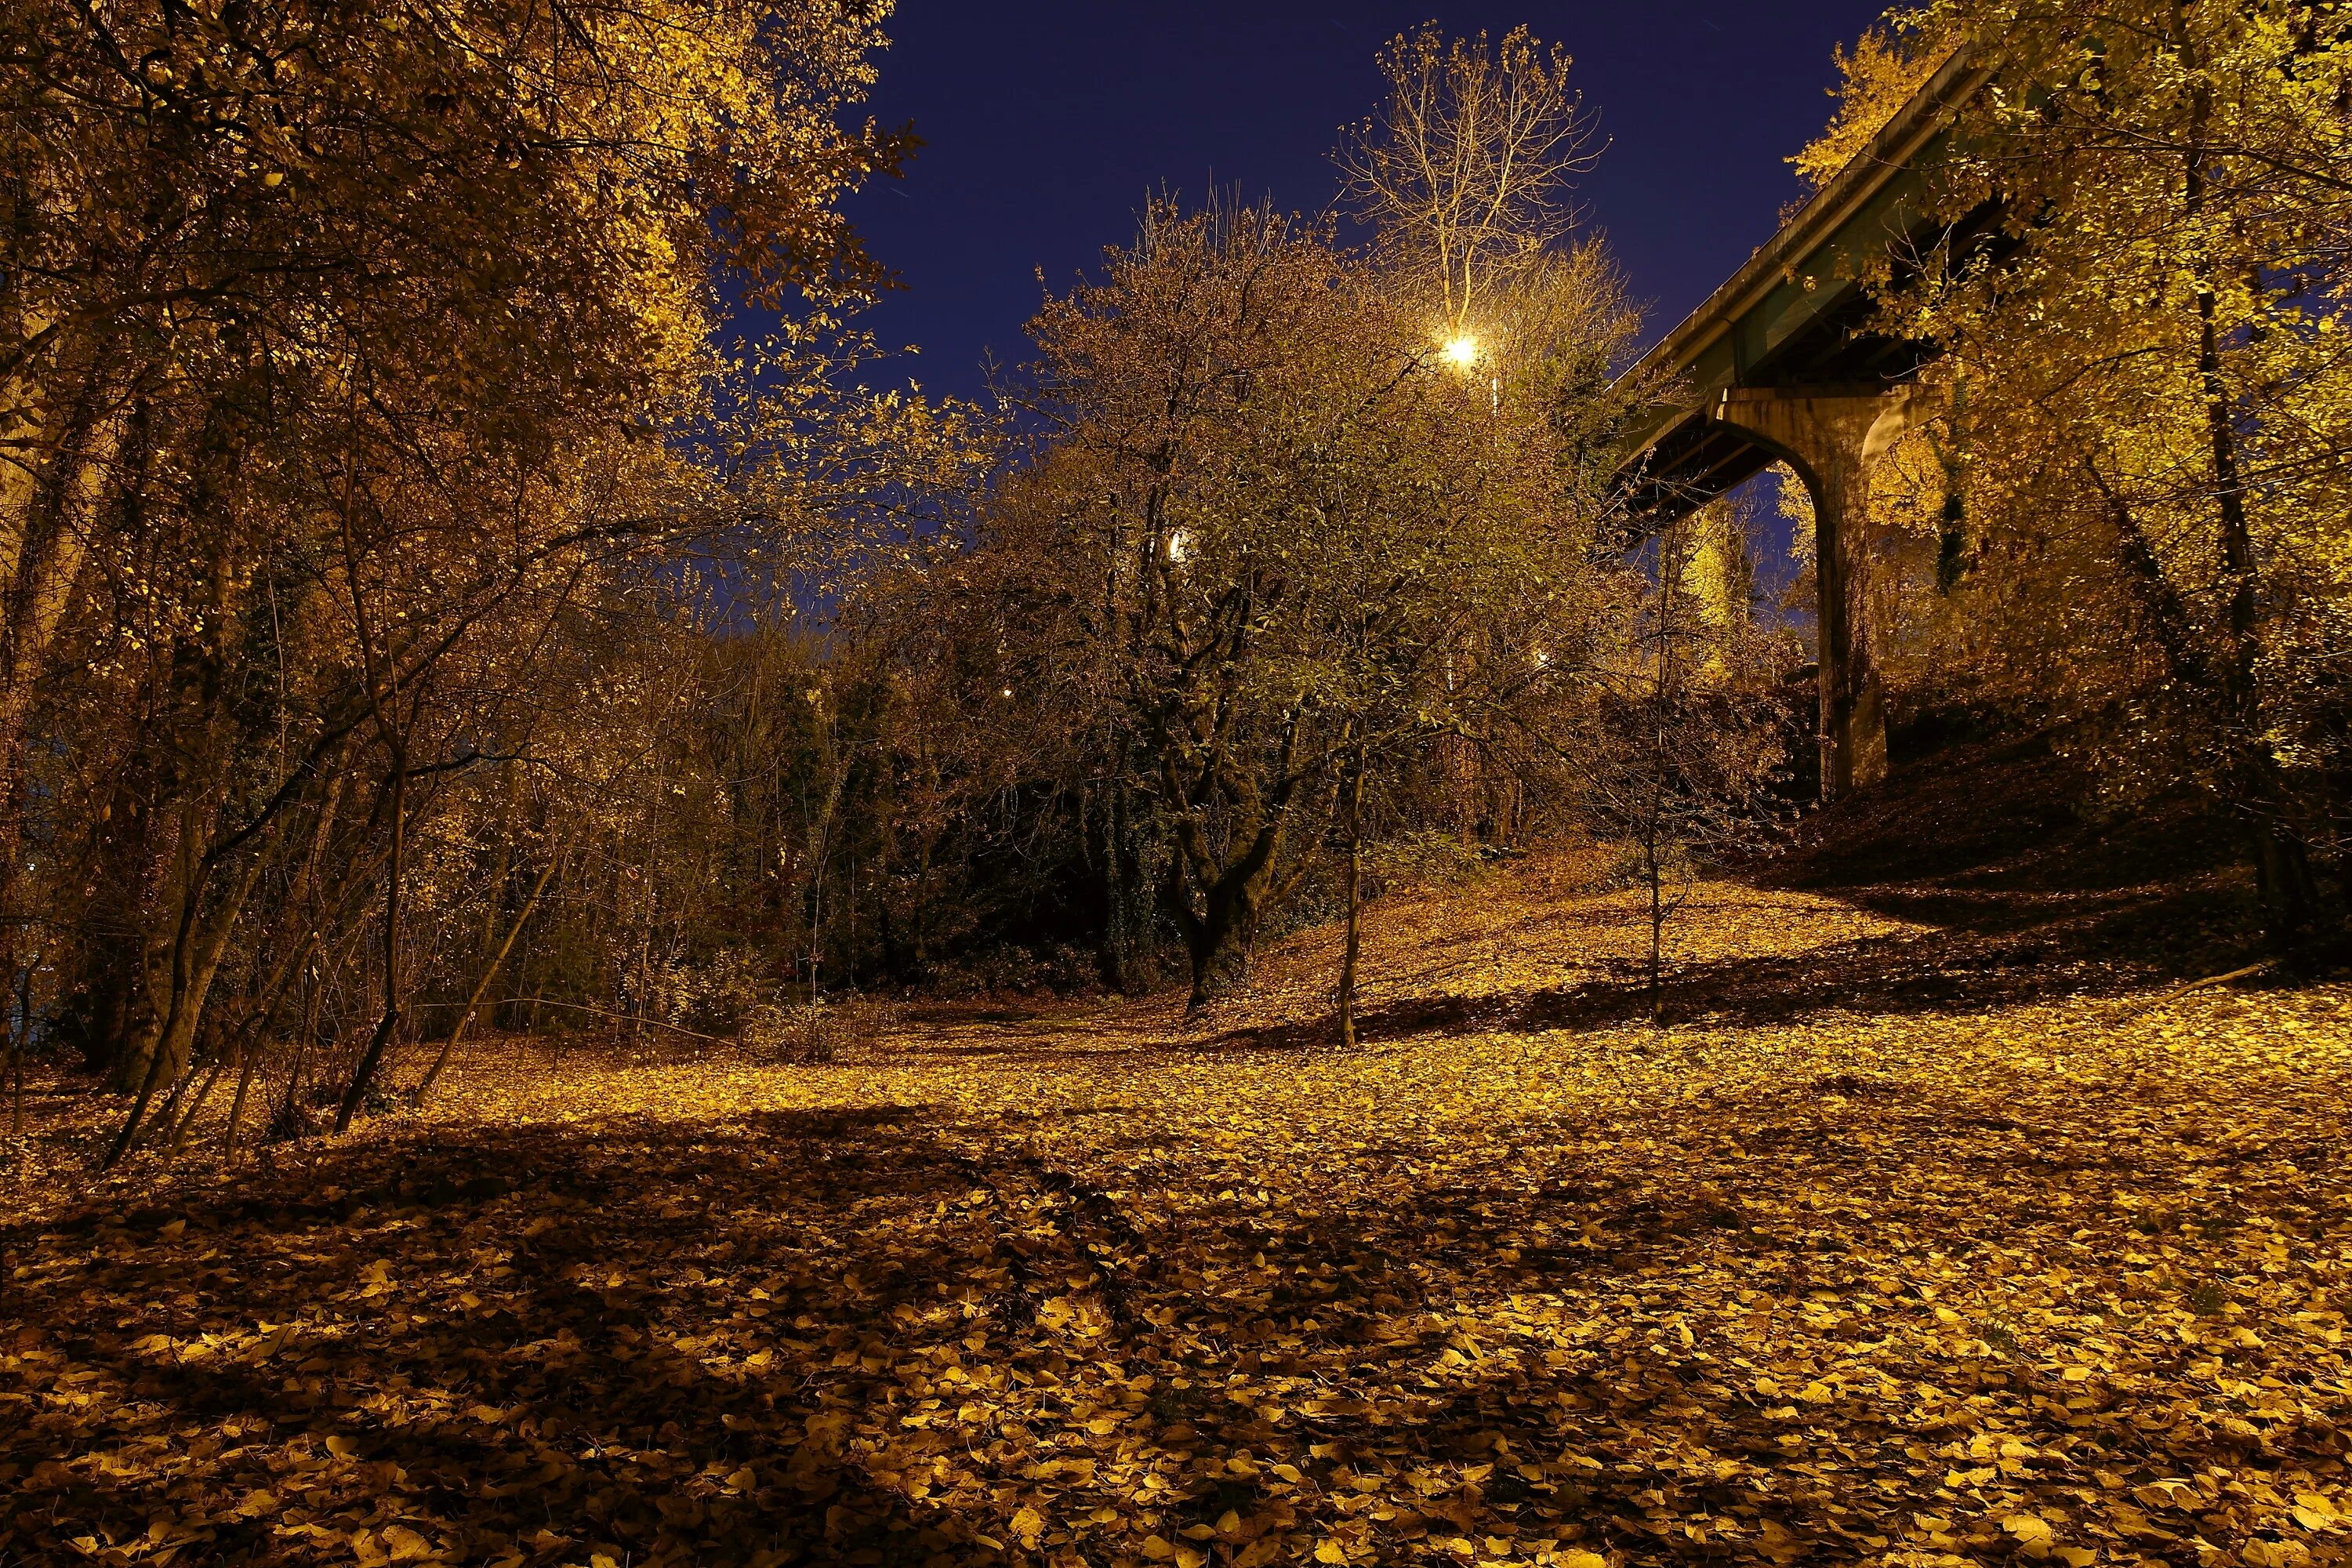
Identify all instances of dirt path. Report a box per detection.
[5,862,2350,1568]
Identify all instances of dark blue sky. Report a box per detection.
[844,1,1889,401]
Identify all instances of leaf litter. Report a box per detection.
[4,859,2349,1568]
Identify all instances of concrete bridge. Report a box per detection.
[1611,51,1991,801]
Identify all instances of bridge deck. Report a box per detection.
[1612,51,1990,519]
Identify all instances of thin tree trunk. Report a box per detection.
[284,895,380,1138]
[414,847,561,1104]
[1337,736,1367,1050]
[279,978,321,1135]
[2175,13,2323,946]
[336,745,405,1133]
[101,825,272,1167]
[0,379,130,1102]
[6,959,29,1151]
[99,567,349,1160]
[0,379,125,822]
[148,1044,202,1149]
[205,821,382,1148]
[330,395,416,1136]
[166,1053,229,1152]
[223,1034,258,1152]
[1648,520,1682,1025]
[1648,833,1665,1025]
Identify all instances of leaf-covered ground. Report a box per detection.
[5,855,2350,1568]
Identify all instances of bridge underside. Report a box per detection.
[1607,51,1992,802]
[1613,319,1933,522]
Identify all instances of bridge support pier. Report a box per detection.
[1712,387,1926,802]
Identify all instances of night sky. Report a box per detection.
[843,1,1893,402]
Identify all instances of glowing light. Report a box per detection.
[1530,647,1550,669]
[1000,687,1014,699]
[1167,529,1189,563]
[1440,334,1480,370]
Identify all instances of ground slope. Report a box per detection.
[4,859,2350,1568]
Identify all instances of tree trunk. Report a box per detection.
[1166,706,1307,1009]
[1646,832,1666,1025]
[1101,781,1162,995]
[6,960,28,1149]
[223,1035,258,1152]
[1177,837,1283,1008]
[100,815,272,1167]
[336,746,407,1133]
[0,385,121,1062]
[2177,18,2325,949]
[414,847,561,1104]
[0,374,124,817]
[1336,738,1367,1050]
[125,811,270,1089]
[166,1052,230,1152]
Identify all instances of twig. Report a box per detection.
[2131,960,2275,1014]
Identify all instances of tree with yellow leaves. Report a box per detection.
[1817,1,2352,950]
[1788,17,1952,194]
[0,0,947,1158]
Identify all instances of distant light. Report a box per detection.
[1000,687,1014,699]
[1530,648,1550,668]
[1441,334,1479,370]
[1167,529,1189,563]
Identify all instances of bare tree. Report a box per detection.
[1338,24,1601,338]
[1566,500,1789,1022]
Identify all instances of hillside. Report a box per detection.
[5,787,2348,1568]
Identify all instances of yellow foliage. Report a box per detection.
[1788,18,1948,192]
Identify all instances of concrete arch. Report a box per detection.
[1708,385,1933,800]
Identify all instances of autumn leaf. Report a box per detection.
[2004,1515,2056,1559]
[382,1526,433,1562]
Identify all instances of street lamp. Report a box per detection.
[1440,332,1498,410]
